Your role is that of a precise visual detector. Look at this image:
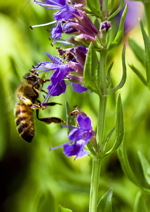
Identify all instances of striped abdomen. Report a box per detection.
[15,102,34,142]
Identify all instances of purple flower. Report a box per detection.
[51,23,63,39]
[54,3,78,21]
[48,69,67,96]
[100,21,111,32]
[69,114,93,141]
[63,139,88,158]
[62,22,77,34]
[33,0,79,39]
[31,53,72,96]
[58,46,88,92]
[31,47,88,96]
[33,0,98,44]
[33,0,66,9]
[34,0,78,21]
[50,114,94,159]
[32,54,69,74]
[72,83,88,93]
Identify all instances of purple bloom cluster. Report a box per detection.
[30,0,143,161]
[31,0,99,158]
[30,0,100,98]
[50,113,94,159]
[33,0,98,42]
[31,45,88,96]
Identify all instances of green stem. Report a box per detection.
[89,51,108,212]
[98,51,107,146]
[89,156,102,212]
[144,3,150,36]
[98,95,107,146]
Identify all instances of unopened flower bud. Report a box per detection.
[100,21,111,32]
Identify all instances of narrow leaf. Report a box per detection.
[129,64,147,86]
[108,4,128,49]
[109,46,126,94]
[58,204,73,212]
[86,0,102,18]
[128,38,145,66]
[106,62,114,89]
[107,62,114,76]
[140,21,150,88]
[118,143,150,191]
[103,127,115,151]
[83,43,99,94]
[138,151,150,185]
[114,94,124,149]
[134,191,148,212]
[103,94,124,157]
[117,141,139,186]
[97,189,113,212]
[109,0,124,20]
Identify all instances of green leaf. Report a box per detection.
[129,64,147,86]
[83,43,100,94]
[108,0,124,20]
[106,62,114,89]
[118,142,150,191]
[109,46,126,94]
[128,38,145,66]
[58,204,73,212]
[97,189,113,212]
[117,141,139,186]
[102,126,115,153]
[108,4,128,49]
[86,0,102,18]
[36,191,55,212]
[134,191,148,212]
[140,21,150,88]
[138,151,150,185]
[114,94,124,148]
[103,94,124,157]
[107,62,114,76]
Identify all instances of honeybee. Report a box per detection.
[70,106,86,117]
[15,73,63,143]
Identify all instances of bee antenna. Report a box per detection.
[29,69,39,76]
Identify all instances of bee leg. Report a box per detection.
[30,102,62,110]
[36,110,65,124]
[41,102,62,107]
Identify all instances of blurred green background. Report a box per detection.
[1,0,150,211]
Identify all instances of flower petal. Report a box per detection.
[63,139,88,158]
[47,80,66,96]
[72,83,88,93]
[54,4,78,21]
[51,23,63,39]
[46,52,62,64]
[34,0,66,8]
[50,68,68,82]
[77,114,92,130]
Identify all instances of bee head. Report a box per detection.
[23,73,47,88]
[23,73,38,82]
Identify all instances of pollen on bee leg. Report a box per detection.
[19,96,32,105]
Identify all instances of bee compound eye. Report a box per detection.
[24,74,38,81]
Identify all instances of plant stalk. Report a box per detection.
[89,156,102,212]
[98,50,107,146]
[89,51,108,212]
